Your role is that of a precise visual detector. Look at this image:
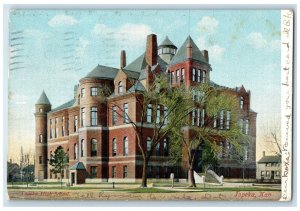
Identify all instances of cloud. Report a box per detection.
[246,32,280,51]
[246,32,268,48]
[75,37,89,57]
[197,16,219,34]
[48,14,78,27]
[196,36,225,63]
[91,23,152,65]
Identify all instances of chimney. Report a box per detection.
[120,50,126,69]
[202,50,209,63]
[262,151,265,157]
[186,39,192,60]
[146,34,157,66]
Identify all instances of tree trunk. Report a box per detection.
[141,158,149,188]
[188,167,196,187]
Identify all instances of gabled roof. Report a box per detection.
[49,99,76,113]
[169,36,208,65]
[159,36,177,48]
[69,162,86,170]
[36,91,51,105]
[83,65,119,80]
[258,155,281,163]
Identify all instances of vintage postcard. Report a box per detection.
[5,8,293,201]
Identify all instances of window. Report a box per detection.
[147,137,151,153]
[192,109,196,126]
[226,111,231,129]
[62,126,65,136]
[124,103,129,124]
[164,106,169,124]
[181,68,185,81]
[74,144,78,159]
[266,163,271,167]
[74,116,78,132]
[227,142,232,159]
[220,141,225,158]
[163,138,168,156]
[172,72,175,84]
[39,108,43,112]
[244,146,248,161]
[170,71,174,84]
[266,171,270,177]
[67,118,69,135]
[39,156,42,164]
[81,88,85,98]
[213,114,217,128]
[156,105,161,124]
[123,166,128,178]
[192,68,196,81]
[112,106,117,126]
[55,127,58,138]
[261,171,265,177]
[39,134,43,143]
[112,166,116,178]
[245,119,249,135]
[147,104,152,123]
[220,110,224,129]
[91,87,98,96]
[118,81,123,94]
[201,109,205,127]
[276,171,280,177]
[50,119,53,139]
[91,166,97,178]
[202,71,206,83]
[197,108,200,126]
[197,69,201,82]
[91,107,98,126]
[81,108,85,127]
[240,97,244,109]
[123,137,128,156]
[176,70,180,83]
[112,138,117,156]
[81,139,85,157]
[91,139,97,157]
[155,142,160,156]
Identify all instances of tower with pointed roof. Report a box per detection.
[158,36,177,63]
[34,91,51,181]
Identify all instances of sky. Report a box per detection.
[7,9,281,162]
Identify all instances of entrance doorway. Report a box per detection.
[271,171,275,179]
[71,173,75,185]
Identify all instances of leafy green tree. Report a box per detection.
[99,72,193,187]
[49,146,69,189]
[169,83,247,187]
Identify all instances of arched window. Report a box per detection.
[147,137,152,153]
[74,144,78,159]
[123,137,128,156]
[240,96,244,109]
[118,81,123,94]
[81,139,85,157]
[112,138,117,156]
[91,139,97,157]
[39,134,43,143]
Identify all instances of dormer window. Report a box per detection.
[118,81,123,94]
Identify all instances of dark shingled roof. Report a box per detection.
[169,36,208,65]
[36,91,51,105]
[83,65,119,80]
[49,99,76,113]
[258,155,281,163]
[125,53,168,73]
[123,69,140,79]
[128,81,146,93]
[69,162,86,170]
[159,36,177,48]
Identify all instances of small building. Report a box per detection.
[256,151,281,183]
